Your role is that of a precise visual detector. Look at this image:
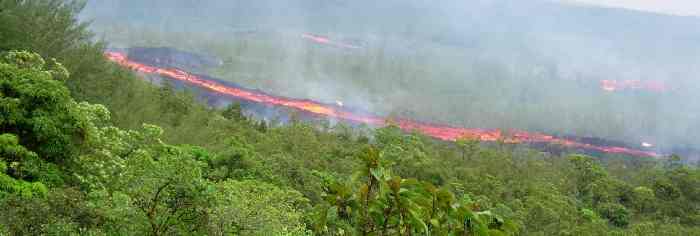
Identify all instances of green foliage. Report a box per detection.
[0,1,91,55]
[568,155,608,200]
[0,50,90,164]
[207,180,310,235]
[631,186,655,213]
[117,143,209,235]
[313,146,518,235]
[580,208,600,222]
[653,178,681,201]
[221,103,247,122]
[456,137,480,162]
[597,203,630,227]
[0,194,54,235]
[208,137,261,181]
[0,163,48,199]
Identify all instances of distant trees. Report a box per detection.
[456,136,480,162]
[0,1,91,56]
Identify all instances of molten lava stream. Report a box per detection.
[600,79,668,92]
[105,51,660,158]
[301,33,361,49]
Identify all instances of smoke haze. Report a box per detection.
[81,0,700,157]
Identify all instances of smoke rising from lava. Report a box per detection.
[82,0,700,161]
[106,50,660,157]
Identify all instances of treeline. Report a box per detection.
[0,1,699,235]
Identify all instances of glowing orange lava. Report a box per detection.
[601,79,668,92]
[301,33,361,49]
[106,51,660,157]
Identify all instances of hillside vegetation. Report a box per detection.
[0,1,699,235]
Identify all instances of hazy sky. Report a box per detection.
[564,0,700,16]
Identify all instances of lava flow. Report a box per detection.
[106,51,660,157]
[301,33,361,49]
[601,79,668,92]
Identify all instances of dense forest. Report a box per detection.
[1,1,699,235]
